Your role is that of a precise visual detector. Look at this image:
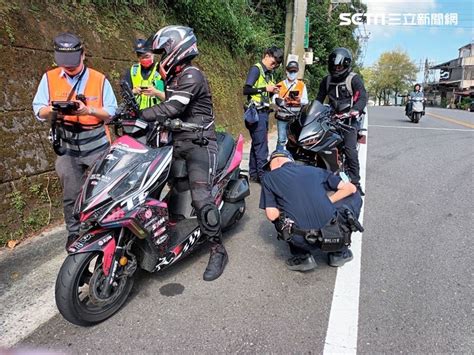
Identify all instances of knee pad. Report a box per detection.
[197,204,221,237]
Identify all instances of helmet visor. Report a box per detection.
[145,33,169,55]
[332,53,346,66]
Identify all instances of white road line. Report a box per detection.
[0,251,65,347]
[323,111,369,354]
[369,124,473,132]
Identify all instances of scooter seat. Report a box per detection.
[216,132,235,172]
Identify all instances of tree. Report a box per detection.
[304,0,367,97]
[374,49,417,105]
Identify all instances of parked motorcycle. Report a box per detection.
[407,96,425,123]
[55,83,249,326]
[282,100,365,173]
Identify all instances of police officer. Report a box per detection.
[32,32,117,248]
[141,26,227,281]
[122,38,165,109]
[260,150,363,271]
[316,47,367,195]
[243,46,284,182]
[273,60,309,150]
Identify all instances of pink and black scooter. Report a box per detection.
[55,84,249,326]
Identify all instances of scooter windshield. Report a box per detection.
[301,100,330,127]
[84,142,156,202]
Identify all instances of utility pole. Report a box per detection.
[328,1,333,23]
[284,0,308,79]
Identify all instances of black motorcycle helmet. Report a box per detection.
[146,26,198,80]
[328,47,353,79]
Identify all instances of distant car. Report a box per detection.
[469,100,474,112]
[367,99,375,106]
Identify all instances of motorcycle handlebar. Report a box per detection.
[108,115,206,132]
[162,119,207,132]
[333,112,359,120]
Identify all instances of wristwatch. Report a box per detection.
[89,107,96,116]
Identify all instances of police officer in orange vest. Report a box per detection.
[273,61,308,150]
[32,32,117,248]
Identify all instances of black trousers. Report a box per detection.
[342,121,361,185]
[173,139,221,241]
[289,191,363,256]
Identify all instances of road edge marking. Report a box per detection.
[323,110,368,355]
[0,252,65,347]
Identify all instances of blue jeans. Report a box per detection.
[276,120,289,150]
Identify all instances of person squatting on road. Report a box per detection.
[273,60,309,150]
[243,46,284,183]
[259,150,363,271]
[315,47,367,195]
[140,26,227,281]
[122,38,165,109]
[32,32,117,249]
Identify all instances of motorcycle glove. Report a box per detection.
[141,107,165,123]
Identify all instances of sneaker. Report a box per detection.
[203,244,228,281]
[328,249,353,267]
[286,254,317,272]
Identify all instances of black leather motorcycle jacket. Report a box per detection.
[141,63,216,141]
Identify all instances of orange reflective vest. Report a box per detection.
[46,67,105,127]
[276,79,305,107]
[46,67,110,156]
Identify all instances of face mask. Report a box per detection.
[140,57,154,68]
[287,71,297,81]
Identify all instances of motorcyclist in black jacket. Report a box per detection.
[316,48,367,195]
[141,26,227,281]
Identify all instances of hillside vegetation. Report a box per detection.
[0,0,359,246]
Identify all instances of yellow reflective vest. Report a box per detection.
[249,62,275,105]
[130,63,163,109]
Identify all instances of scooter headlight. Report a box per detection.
[301,131,323,147]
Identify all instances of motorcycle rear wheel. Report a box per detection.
[55,252,134,326]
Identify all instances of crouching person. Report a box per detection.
[259,150,363,271]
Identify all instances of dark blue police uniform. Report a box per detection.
[259,162,362,256]
[243,63,274,180]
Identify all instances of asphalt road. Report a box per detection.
[1,106,473,353]
[358,106,473,353]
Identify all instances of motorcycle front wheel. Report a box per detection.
[413,112,421,123]
[55,252,134,326]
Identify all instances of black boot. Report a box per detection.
[203,243,228,281]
